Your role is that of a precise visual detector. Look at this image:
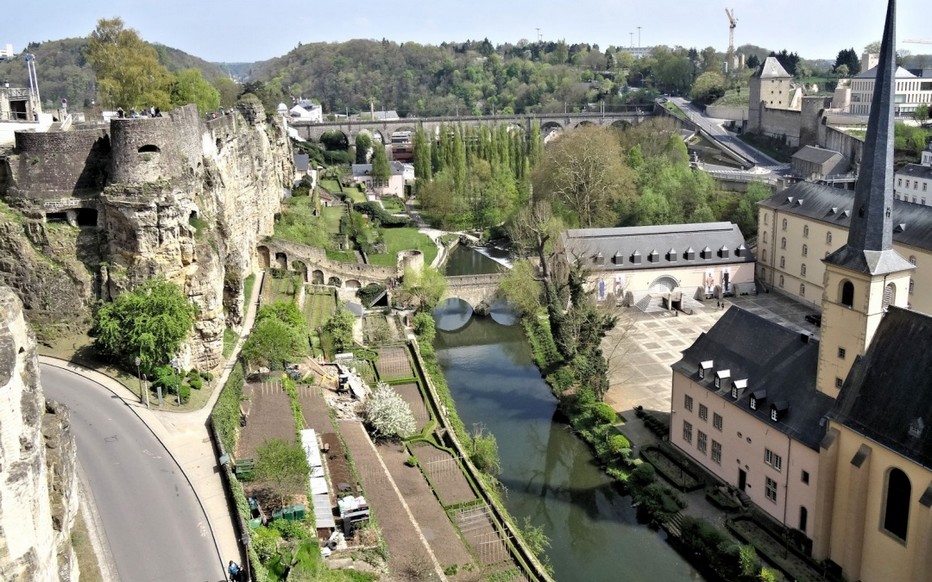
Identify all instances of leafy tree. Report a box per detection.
[171,68,220,113]
[499,259,543,316]
[532,125,635,227]
[398,266,447,311]
[257,301,305,329]
[85,18,173,109]
[690,71,727,105]
[212,77,240,109]
[833,48,861,76]
[354,133,372,164]
[240,311,308,370]
[915,104,930,125]
[412,312,436,343]
[93,278,195,374]
[769,49,801,76]
[255,438,310,507]
[364,383,417,439]
[370,143,392,192]
[468,425,501,476]
[412,126,432,190]
[324,308,356,352]
[745,54,761,70]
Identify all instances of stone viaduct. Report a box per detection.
[441,273,506,308]
[257,239,400,291]
[290,108,654,144]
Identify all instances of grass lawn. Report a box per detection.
[367,227,438,267]
[262,274,300,305]
[302,288,337,331]
[319,179,342,194]
[381,196,405,213]
[663,101,689,121]
[738,133,794,163]
[71,511,103,582]
[222,328,237,358]
[710,88,750,107]
[274,196,330,248]
[347,188,367,204]
[243,273,257,304]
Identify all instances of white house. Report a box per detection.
[289,101,323,123]
[849,59,932,117]
[894,143,932,205]
[350,161,412,199]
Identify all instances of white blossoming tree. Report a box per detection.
[364,383,417,439]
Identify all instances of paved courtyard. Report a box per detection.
[602,290,821,416]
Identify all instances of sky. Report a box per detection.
[3,0,930,64]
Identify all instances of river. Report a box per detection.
[432,246,702,582]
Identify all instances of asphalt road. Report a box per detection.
[42,365,226,582]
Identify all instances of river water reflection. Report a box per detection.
[433,247,702,581]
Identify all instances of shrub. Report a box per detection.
[178,382,191,402]
[591,402,618,425]
[608,433,631,457]
[189,374,203,390]
[405,455,419,467]
[412,312,436,343]
[268,518,312,542]
[629,463,656,489]
[251,526,281,562]
[547,366,576,393]
[364,383,417,439]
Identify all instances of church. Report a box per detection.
[669,2,931,580]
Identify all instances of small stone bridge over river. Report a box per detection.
[442,273,506,308]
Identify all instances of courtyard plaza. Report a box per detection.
[603,290,821,417]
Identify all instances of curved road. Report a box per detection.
[42,365,226,582]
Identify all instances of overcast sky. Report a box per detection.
[4,0,929,63]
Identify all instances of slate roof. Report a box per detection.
[755,57,792,79]
[293,153,310,172]
[759,182,932,253]
[854,65,916,79]
[560,222,754,272]
[792,146,842,165]
[673,307,833,449]
[897,163,932,182]
[830,307,932,470]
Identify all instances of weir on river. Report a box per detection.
[432,246,703,582]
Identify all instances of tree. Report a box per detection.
[532,125,635,227]
[85,18,173,109]
[355,133,372,164]
[833,48,861,77]
[324,308,356,353]
[364,383,417,439]
[499,259,543,316]
[412,126,432,191]
[93,278,195,374]
[915,104,930,125]
[690,71,727,105]
[255,438,309,508]
[171,68,220,113]
[468,425,501,476]
[745,54,760,70]
[240,305,308,370]
[398,266,447,311]
[769,49,800,76]
[212,77,240,109]
[370,143,392,193]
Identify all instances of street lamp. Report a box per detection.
[170,356,182,406]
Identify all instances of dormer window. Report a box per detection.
[719,246,729,258]
[750,389,766,410]
[648,249,659,263]
[731,385,738,399]
[732,378,747,400]
[698,360,713,379]
[612,251,624,265]
[714,369,731,390]
[701,246,712,260]
[594,252,604,265]
[909,417,925,439]
[685,247,696,260]
[668,248,677,262]
[736,244,746,257]
[771,401,789,422]
[631,250,641,264]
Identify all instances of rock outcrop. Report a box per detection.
[0,287,79,581]
[0,95,291,369]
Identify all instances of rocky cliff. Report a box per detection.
[0,95,291,369]
[0,287,79,581]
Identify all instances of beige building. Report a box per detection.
[850,63,932,117]
[673,5,932,580]
[555,223,755,309]
[756,183,932,315]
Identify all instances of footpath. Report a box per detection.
[40,272,266,577]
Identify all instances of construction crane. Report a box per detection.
[903,39,932,45]
[725,8,737,72]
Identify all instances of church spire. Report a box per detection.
[824,0,911,275]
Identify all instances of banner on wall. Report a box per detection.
[722,268,731,294]
[614,275,626,299]
[704,270,715,295]
[597,278,606,302]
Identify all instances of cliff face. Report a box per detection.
[0,287,79,582]
[0,96,290,369]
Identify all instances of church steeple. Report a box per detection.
[816,0,914,397]
[823,0,912,276]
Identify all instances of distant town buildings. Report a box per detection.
[0,43,13,59]
[848,53,932,117]
[894,142,932,205]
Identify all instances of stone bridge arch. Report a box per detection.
[440,273,507,308]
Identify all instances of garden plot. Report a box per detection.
[391,383,430,431]
[375,346,415,382]
[261,272,300,305]
[237,381,295,460]
[450,504,521,575]
[411,443,476,507]
[302,287,336,331]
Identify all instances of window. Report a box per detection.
[770,407,779,422]
[835,377,843,389]
[826,231,833,244]
[909,255,917,266]
[683,421,693,444]
[801,263,807,277]
[838,347,846,359]
[801,470,810,485]
[684,394,694,412]
[697,431,707,454]
[779,275,784,288]
[841,280,854,307]
[699,404,708,421]
[802,244,808,257]
[906,180,911,188]
[765,477,778,503]
[898,178,903,186]
[713,413,723,431]
[782,218,788,231]
[764,214,769,225]
[883,468,911,541]
[910,278,915,294]
[711,440,722,464]
[800,507,808,533]
[765,448,783,472]
[781,237,787,250]
[780,256,785,268]
[803,225,809,238]
[800,283,806,297]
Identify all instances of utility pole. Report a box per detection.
[637,26,642,47]
[629,32,633,47]
[536,28,542,42]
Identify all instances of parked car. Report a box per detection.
[805,313,822,327]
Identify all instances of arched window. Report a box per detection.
[802,244,808,257]
[803,225,809,238]
[762,231,768,242]
[799,507,808,533]
[780,256,785,268]
[782,218,788,231]
[800,283,806,297]
[841,281,854,307]
[781,237,787,250]
[883,468,911,541]
[883,283,895,310]
[826,231,833,244]
[764,214,769,225]
[779,275,784,288]
[909,255,917,266]
[910,278,915,295]
[801,264,807,277]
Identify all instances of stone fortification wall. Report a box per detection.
[800,96,831,147]
[819,124,864,169]
[5,128,110,200]
[0,287,79,582]
[705,105,748,121]
[758,107,802,146]
[109,104,202,185]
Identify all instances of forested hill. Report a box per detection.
[0,37,227,109]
